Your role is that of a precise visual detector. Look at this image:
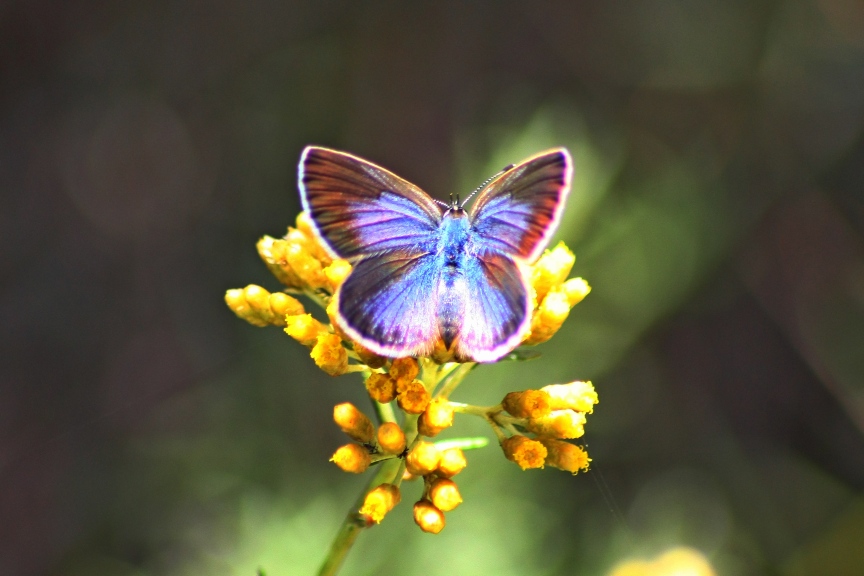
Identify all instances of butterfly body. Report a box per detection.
[299,146,572,363]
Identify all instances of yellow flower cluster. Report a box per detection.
[523,242,591,345]
[224,209,597,533]
[498,381,596,473]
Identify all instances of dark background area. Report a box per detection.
[3,1,864,575]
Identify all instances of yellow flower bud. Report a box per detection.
[366,373,397,403]
[295,211,333,264]
[501,435,547,470]
[541,381,598,413]
[324,259,352,292]
[257,236,303,289]
[389,357,419,385]
[531,242,575,303]
[243,284,273,316]
[226,285,305,327]
[418,398,455,437]
[413,499,445,534]
[225,288,266,326]
[501,390,552,419]
[360,483,401,524]
[397,379,431,414]
[428,478,462,512]
[284,314,329,346]
[326,297,351,342]
[436,448,467,478]
[526,410,586,439]
[405,441,441,476]
[311,333,349,376]
[268,292,304,324]
[284,241,329,290]
[333,403,375,443]
[377,422,407,455]
[538,438,591,474]
[523,289,571,345]
[561,277,590,307]
[331,443,371,474]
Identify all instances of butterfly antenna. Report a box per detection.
[433,197,450,209]
[461,163,515,206]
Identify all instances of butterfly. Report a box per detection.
[298,146,572,363]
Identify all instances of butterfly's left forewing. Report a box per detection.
[469,149,572,262]
[299,146,444,259]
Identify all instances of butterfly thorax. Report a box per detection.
[438,208,472,270]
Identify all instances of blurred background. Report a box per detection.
[3,1,864,574]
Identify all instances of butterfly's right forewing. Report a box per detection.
[469,149,572,262]
[299,147,444,260]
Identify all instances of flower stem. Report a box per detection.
[317,457,402,576]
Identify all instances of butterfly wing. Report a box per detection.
[469,149,572,262]
[299,146,444,259]
[446,251,531,363]
[336,250,441,357]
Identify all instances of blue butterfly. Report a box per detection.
[299,146,572,363]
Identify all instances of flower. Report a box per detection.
[406,441,442,476]
[377,422,407,455]
[331,444,371,474]
[539,438,591,474]
[413,500,445,533]
[333,402,375,443]
[502,435,547,470]
[428,478,462,512]
[311,333,349,376]
[360,484,401,524]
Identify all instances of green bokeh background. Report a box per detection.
[4,1,864,575]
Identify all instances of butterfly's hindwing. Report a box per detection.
[335,249,441,357]
[446,251,531,363]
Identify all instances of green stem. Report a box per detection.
[317,457,402,576]
[434,362,475,398]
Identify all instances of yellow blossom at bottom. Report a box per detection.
[607,547,716,576]
[360,483,401,524]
